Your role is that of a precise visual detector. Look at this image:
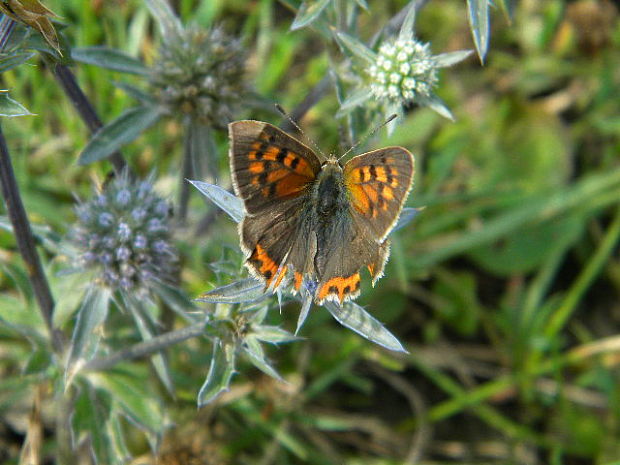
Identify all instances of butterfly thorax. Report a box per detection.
[312,160,348,219]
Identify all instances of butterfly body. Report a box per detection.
[229,120,414,304]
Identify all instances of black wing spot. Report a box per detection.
[264,270,273,280]
[369,165,377,179]
[290,157,300,170]
[343,285,351,294]
[329,285,338,294]
[276,148,288,163]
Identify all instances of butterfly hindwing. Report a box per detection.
[343,147,414,241]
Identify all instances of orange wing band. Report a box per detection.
[317,273,361,303]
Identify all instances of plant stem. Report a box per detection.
[0,123,63,352]
[49,61,127,173]
[545,204,620,338]
[177,117,196,223]
[55,387,77,465]
[83,322,206,372]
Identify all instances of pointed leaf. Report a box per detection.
[354,0,368,9]
[96,371,164,434]
[0,0,61,55]
[71,47,149,75]
[497,0,515,21]
[151,281,197,322]
[434,50,473,68]
[144,0,182,38]
[324,301,407,352]
[107,413,131,463]
[66,287,111,382]
[291,0,332,30]
[197,339,236,406]
[112,81,154,104]
[189,180,245,223]
[78,105,164,165]
[242,335,284,381]
[467,0,490,63]
[391,207,422,234]
[336,88,373,117]
[72,385,120,465]
[253,324,300,344]
[197,278,268,304]
[385,103,404,136]
[336,32,376,63]
[296,291,313,334]
[0,90,32,117]
[420,94,454,121]
[126,296,174,394]
[398,1,417,41]
[0,51,36,73]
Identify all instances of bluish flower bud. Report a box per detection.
[98,212,114,228]
[131,207,147,222]
[134,234,147,249]
[116,189,131,206]
[116,246,131,261]
[118,222,131,242]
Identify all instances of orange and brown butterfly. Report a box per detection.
[229,120,414,305]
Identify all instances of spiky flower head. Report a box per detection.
[336,6,471,129]
[149,25,247,128]
[71,171,176,292]
[367,38,438,104]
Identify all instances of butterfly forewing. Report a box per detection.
[229,121,321,215]
[343,147,415,241]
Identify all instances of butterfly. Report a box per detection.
[229,120,414,305]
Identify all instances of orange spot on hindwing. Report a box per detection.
[317,273,361,303]
[294,272,303,291]
[249,244,285,288]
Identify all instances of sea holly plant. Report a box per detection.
[76,0,250,220]
[191,179,419,353]
[63,170,189,389]
[336,4,472,132]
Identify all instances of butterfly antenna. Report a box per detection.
[275,104,327,159]
[337,114,398,162]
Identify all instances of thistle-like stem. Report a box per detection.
[177,118,195,223]
[49,62,127,173]
[83,322,206,372]
[0,123,63,352]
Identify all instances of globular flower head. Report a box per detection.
[149,25,247,128]
[367,38,438,104]
[71,171,176,292]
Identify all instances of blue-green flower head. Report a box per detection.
[367,38,438,104]
[150,25,248,128]
[71,171,176,291]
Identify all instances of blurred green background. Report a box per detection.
[1,0,620,463]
